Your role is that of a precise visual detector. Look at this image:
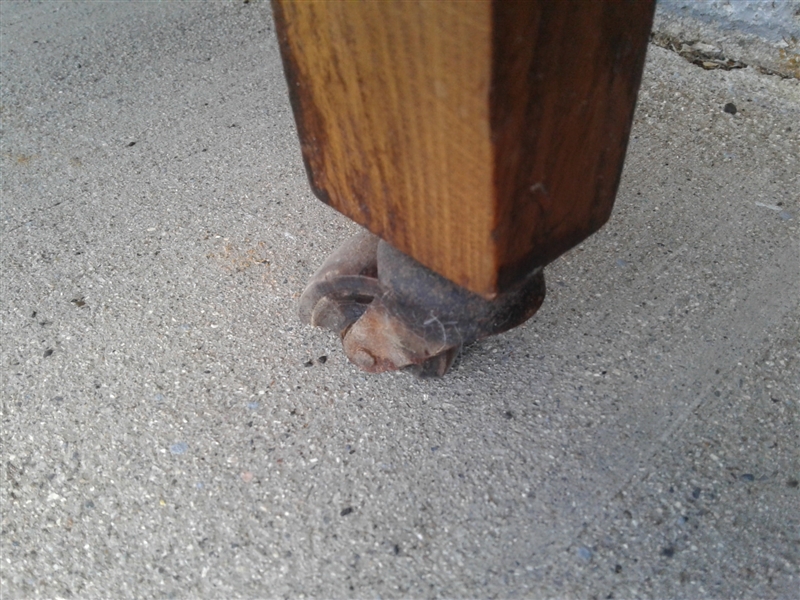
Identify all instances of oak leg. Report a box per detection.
[274,0,655,375]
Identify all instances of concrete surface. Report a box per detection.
[1,2,798,599]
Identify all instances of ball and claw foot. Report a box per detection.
[299,231,546,377]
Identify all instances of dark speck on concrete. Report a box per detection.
[661,547,675,558]
[692,487,701,499]
[43,348,53,357]
[304,360,314,367]
[317,355,327,364]
[340,506,354,517]
[723,102,737,114]
[787,479,799,488]
[741,473,755,481]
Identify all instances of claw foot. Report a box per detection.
[299,231,545,377]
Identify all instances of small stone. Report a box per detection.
[340,506,354,517]
[740,473,755,481]
[169,442,188,455]
[692,42,720,55]
[723,103,737,115]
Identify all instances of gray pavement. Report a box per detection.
[1,2,798,599]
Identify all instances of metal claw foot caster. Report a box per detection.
[299,232,546,377]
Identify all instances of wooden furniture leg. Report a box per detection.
[272,0,655,375]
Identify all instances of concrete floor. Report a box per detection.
[1,2,798,599]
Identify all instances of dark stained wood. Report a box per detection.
[273,0,655,297]
[490,1,656,290]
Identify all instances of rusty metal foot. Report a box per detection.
[299,231,546,377]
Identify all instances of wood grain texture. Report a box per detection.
[490,0,656,290]
[273,0,654,297]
